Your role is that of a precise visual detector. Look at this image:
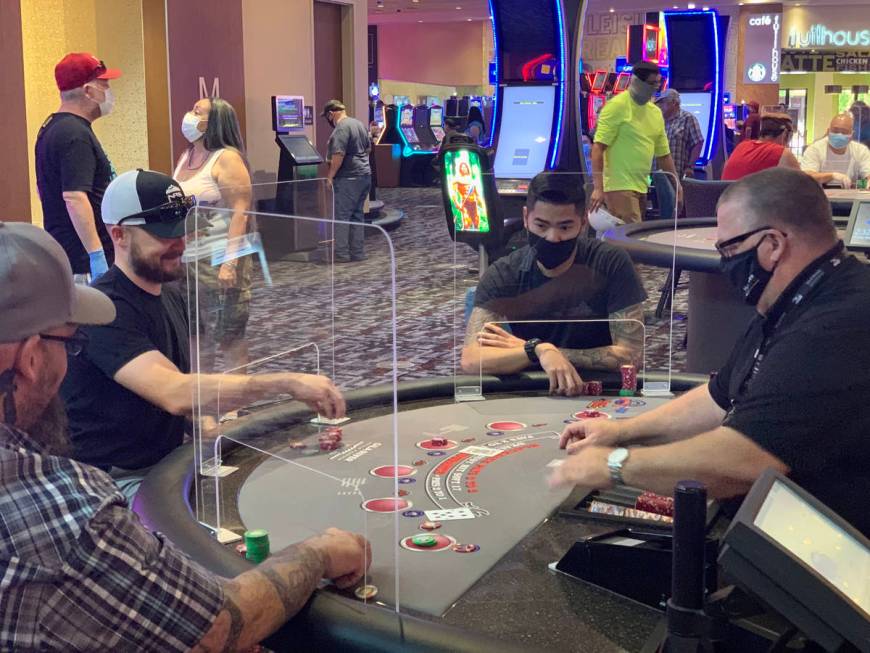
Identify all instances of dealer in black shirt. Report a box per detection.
[35,52,122,278]
[461,172,647,396]
[62,169,347,501]
[551,168,870,536]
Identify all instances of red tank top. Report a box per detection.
[722,140,785,180]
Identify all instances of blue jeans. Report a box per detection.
[333,175,371,260]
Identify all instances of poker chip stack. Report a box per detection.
[430,436,448,447]
[319,427,343,451]
[619,365,637,396]
[635,491,675,517]
[244,529,270,563]
[583,380,603,396]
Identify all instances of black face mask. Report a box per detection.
[719,242,773,305]
[529,233,578,269]
[327,116,335,128]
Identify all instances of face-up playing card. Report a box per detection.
[461,445,501,457]
[546,459,565,468]
[424,507,476,521]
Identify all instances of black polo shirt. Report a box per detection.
[34,112,115,274]
[709,244,870,535]
[61,267,189,471]
[473,238,647,349]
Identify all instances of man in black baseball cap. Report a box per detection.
[61,170,346,499]
[461,172,646,395]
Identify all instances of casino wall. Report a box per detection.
[3,0,370,224]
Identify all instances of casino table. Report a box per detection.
[824,187,870,221]
[136,371,706,653]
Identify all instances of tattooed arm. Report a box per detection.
[553,303,645,371]
[460,306,531,374]
[192,528,371,653]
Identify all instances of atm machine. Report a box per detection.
[263,95,325,260]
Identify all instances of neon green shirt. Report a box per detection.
[594,91,670,193]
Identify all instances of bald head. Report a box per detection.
[717,168,837,246]
[829,112,854,135]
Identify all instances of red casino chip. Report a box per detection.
[572,410,612,420]
[636,491,675,517]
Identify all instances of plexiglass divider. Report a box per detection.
[451,169,680,400]
[185,177,402,612]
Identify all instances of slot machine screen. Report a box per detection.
[492,0,559,83]
[430,106,443,126]
[614,73,631,93]
[444,149,491,233]
[493,85,556,180]
[679,92,713,151]
[845,202,870,252]
[591,71,608,92]
[400,107,414,127]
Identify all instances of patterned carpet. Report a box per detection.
[222,187,688,392]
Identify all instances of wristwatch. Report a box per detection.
[607,447,630,486]
[524,338,543,364]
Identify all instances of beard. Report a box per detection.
[130,235,185,284]
[27,394,72,458]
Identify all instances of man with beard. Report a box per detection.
[61,170,346,499]
[550,168,870,537]
[460,173,646,395]
[0,221,372,651]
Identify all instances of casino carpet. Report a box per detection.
[233,187,688,389]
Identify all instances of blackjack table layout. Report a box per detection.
[137,371,706,653]
[824,187,870,219]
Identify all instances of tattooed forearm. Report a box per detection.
[194,543,326,652]
[560,305,645,371]
[463,307,504,347]
[0,368,17,425]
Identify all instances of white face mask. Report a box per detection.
[182,112,205,143]
[87,84,114,117]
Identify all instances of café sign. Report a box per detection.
[788,24,870,49]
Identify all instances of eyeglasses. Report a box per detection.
[39,331,89,357]
[118,194,196,228]
[715,226,773,257]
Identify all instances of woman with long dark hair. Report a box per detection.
[173,97,253,370]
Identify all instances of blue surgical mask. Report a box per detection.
[828,133,851,149]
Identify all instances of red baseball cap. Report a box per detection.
[55,52,121,92]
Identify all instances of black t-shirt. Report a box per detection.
[708,247,870,536]
[473,238,647,348]
[61,267,189,470]
[34,112,115,274]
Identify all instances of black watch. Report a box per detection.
[524,338,543,364]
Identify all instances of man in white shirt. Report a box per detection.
[801,113,870,188]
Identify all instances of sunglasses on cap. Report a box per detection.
[118,194,196,227]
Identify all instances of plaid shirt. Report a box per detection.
[0,423,223,652]
[664,109,704,176]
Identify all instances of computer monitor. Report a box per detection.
[719,469,869,653]
[276,134,322,165]
[493,85,556,180]
[845,201,870,253]
[272,95,304,133]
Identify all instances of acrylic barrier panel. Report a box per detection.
[450,169,680,399]
[184,196,403,612]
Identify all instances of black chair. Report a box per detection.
[655,178,733,318]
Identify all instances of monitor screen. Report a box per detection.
[277,135,321,164]
[493,85,555,180]
[444,149,491,233]
[679,92,712,156]
[846,202,870,250]
[754,479,869,616]
[272,96,304,133]
[664,13,717,91]
[400,107,414,127]
[493,0,559,83]
[591,71,608,92]
[430,106,443,126]
[615,73,631,92]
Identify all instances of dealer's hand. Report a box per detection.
[286,373,346,419]
[538,344,584,396]
[477,323,525,349]
[830,172,852,189]
[218,261,238,288]
[548,445,614,490]
[559,418,624,453]
[307,527,372,589]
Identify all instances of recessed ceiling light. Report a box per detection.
[702,5,709,9]
[418,19,423,22]
[609,7,615,12]
[687,2,696,8]
[456,5,462,9]
[467,17,472,21]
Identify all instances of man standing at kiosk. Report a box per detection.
[322,100,371,262]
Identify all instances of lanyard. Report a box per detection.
[738,244,847,394]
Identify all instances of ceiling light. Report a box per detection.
[467,18,472,21]
[687,2,696,8]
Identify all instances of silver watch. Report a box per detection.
[607,447,630,486]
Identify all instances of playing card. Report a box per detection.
[546,459,565,468]
[200,464,239,478]
[424,507,476,521]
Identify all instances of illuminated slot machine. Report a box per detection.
[612,72,631,95]
[399,104,420,149]
[430,105,445,144]
[588,70,609,132]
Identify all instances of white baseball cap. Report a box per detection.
[102,169,196,239]
[0,222,116,343]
